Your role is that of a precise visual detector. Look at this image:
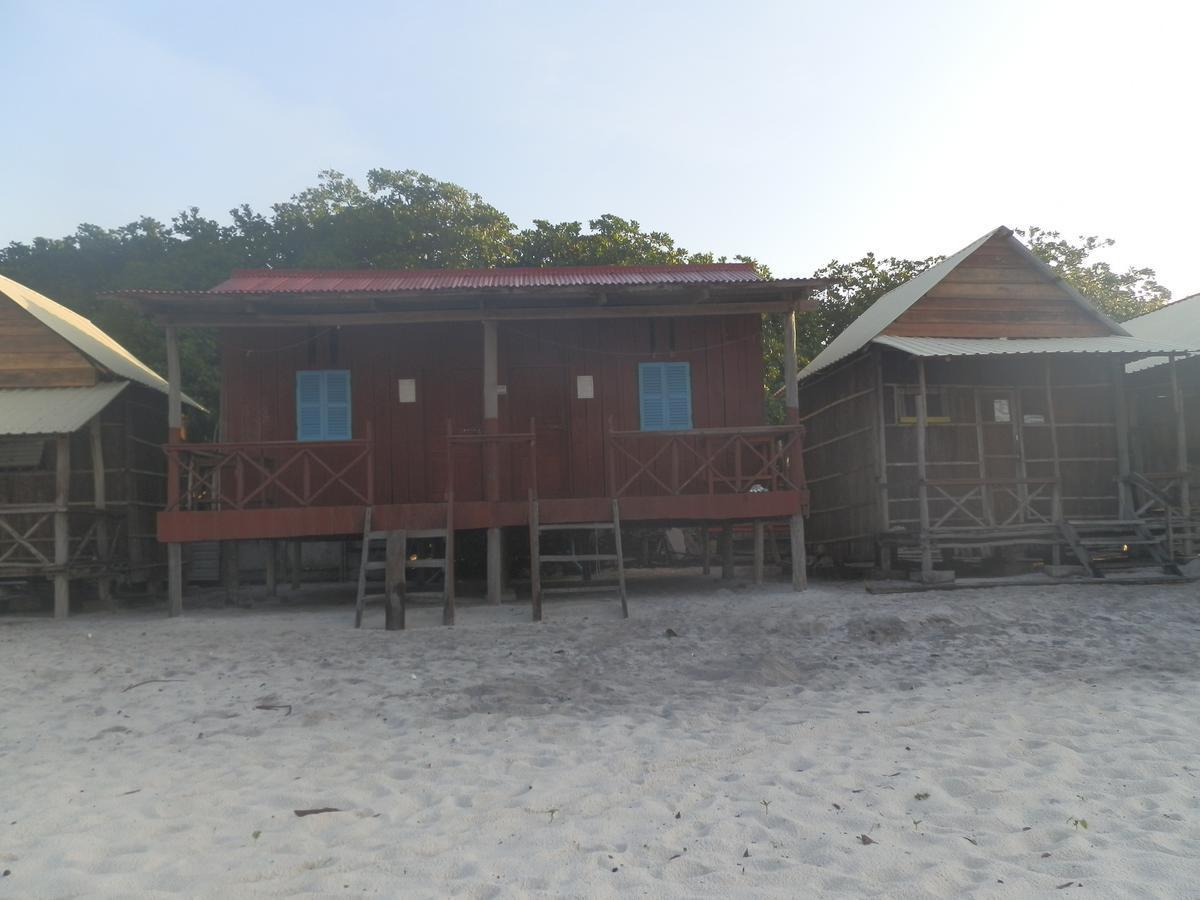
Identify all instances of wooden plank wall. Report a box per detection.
[0,302,96,387]
[885,234,1113,339]
[795,351,879,559]
[220,314,764,505]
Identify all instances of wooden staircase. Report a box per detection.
[529,495,628,621]
[354,507,456,629]
[1058,518,1183,577]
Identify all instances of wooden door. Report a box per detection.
[507,366,570,498]
[977,389,1021,524]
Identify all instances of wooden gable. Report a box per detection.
[883,234,1114,339]
[0,300,97,388]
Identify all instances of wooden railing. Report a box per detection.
[606,424,805,498]
[925,477,1060,530]
[1125,471,1196,558]
[0,506,124,573]
[164,431,374,511]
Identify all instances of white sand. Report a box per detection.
[2,573,1199,898]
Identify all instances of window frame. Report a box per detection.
[894,385,950,425]
[295,369,353,442]
[638,361,694,432]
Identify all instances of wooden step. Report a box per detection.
[537,525,614,532]
[539,553,620,563]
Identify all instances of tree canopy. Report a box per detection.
[0,168,1172,426]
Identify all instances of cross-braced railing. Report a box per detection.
[0,506,125,573]
[164,430,374,511]
[926,478,1060,530]
[1125,471,1197,559]
[606,424,805,498]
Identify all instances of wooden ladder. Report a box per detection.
[354,506,457,629]
[529,495,628,622]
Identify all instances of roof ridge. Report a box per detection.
[227,262,758,278]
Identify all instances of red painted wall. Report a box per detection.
[220,315,765,503]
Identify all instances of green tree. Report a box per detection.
[1015,226,1170,321]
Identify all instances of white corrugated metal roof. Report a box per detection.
[798,226,1128,381]
[0,383,128,435]
[1123,293,1200,373]
[873,335,1199,358]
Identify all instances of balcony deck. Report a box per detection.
[158,424,807,542]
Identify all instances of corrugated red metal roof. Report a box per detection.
[209,263,763,294]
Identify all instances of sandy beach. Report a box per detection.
[2,573,1199,898]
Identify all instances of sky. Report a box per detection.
[2,0,1198,296]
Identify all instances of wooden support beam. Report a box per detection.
[89,416,113,609]
[916,358,933,578]
[289,541,301,590]
[385,530,406,631]
[721,522,734,579]
[784,307,807,592]
[752,521,765,585]
[483,319,502,605]
[790,513,807,590]
[222,540,240,606]
[529,492,542,622]
[872,348,892,573]
[702,527,712,575]
[264,540,277,597]
[1112,360,1133,519]
[53,433,70,619]
[1170,353,1193,557]
[165,326,183,616]
[1044,358,1063,565]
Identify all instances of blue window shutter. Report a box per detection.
[296,371,324,441]
[639,363,667,431]
[296,370,352,441]
[323,370,352,440]
[639,362,691,431]
[664,362,692,429]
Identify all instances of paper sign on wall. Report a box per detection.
[577,375,595,399]
[398,378,417,403]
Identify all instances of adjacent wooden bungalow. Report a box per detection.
[795,227,1199,582]
[0,274,199,616]
[113,264,822,622]
[1123,293,1200,560]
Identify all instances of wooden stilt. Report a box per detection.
[752,520,765,585]
[702,528,711,575]
[385,530,406,631]
[166,544,183,617]
[88,417,113,610]
[53,433,70,619]
[790,512,807,590]
[612,498,628,618]
[486,527,502,604]
[783,304,808,592]
[222,540,240,606]
[265,540,277,597]
[529,491,542,622]
[353,508,373,629]
[721,522,734,580]
[443,487,456,626]
[289,541,301,590]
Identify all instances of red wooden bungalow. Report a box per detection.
[114,264,822,621]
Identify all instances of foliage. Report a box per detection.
[0,170,1174,432]
[761,253,938,421]
[1015,226,1170,322]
